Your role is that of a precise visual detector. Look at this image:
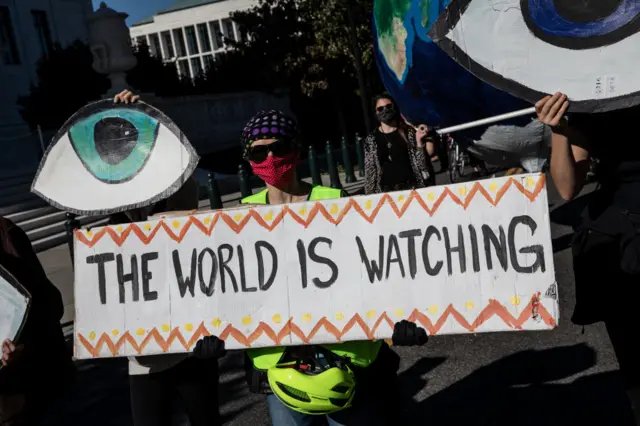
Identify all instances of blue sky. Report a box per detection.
[92,0,175,26]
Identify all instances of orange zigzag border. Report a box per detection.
[76,294,555,357]
[75,175,546,248]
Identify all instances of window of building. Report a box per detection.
[0,7,20,65]
[161,31,175,58]
[197,23,211,53]
[191,57,202,77]
[185,26,199,55]
[178,59,189,77]
[149,33,162,58]
[221,19,236,43]
[31,10,53,58]
[210,21,223,50]
[203,54,214,72]
[136,36,147,48]
[173,29,187,57]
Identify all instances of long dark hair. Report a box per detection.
[373,93,409,141]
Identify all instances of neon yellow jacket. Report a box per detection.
[242,185,383,369]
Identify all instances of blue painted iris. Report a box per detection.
[68,109,159,183]
[522,0,640,49]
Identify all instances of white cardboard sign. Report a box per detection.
[74,173,559,359]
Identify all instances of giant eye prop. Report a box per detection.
[429,0,640,112]
[32,100,199,215]
[0,265,31,352]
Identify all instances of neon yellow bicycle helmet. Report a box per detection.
[267,347,357,415]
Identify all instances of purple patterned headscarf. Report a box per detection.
[241,110,298,158]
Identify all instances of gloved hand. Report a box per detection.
[392,320,428,347]
[193,335,227,360]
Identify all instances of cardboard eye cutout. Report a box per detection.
[32,100,199,215]
[429,0,640,112]
[0,265,30,348]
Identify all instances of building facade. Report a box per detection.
[0,0,92,138]
[129,0,256,80]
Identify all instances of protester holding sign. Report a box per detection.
[0,217,73,425]
[110,90,225,426]
[364,93,435,194]
[193,109,429,425]
[537,93,640,423]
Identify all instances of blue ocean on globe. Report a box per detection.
[373,0,532,138]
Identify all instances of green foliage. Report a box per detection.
[17,41,110,131]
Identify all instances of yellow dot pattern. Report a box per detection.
[458,186,467,196]
[143,223,152,231]
[510,295,521,306]
[212,318,222,328]
[185,323,193,332]
[233,214,243,222]
[204,217,212,225]
[89,331,96,340]
[394,309,405,318]
[161,324,170,333]
[272,314,282,324]
[302,313,312,322]
[112,329,120,336]
[171,220,180,229]
[115,226,123,233]
[242,316,252,326]
[398,195,405,203]
[86,230,93,237]
[335,312,344,321]
[465,301,475,310]
[364,200,373,210]
[489,183,498,192]
[427,192,435,201]
[366,310,377,319]
[526,176,536,188]
[330,204,339,215]
[428,305,439,315]
[136,328,146,336]
[298,207,307,216]
[263,211,274,221]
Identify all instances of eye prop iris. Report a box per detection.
[32,100,199,215]
[522,0,640,49]
[69,109,159,183]
[428,0,640,113]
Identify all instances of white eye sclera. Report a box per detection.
[32,100,199,215]
[429,0,640,112]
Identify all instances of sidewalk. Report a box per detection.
[37,173,365,332]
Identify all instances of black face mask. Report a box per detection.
[376,105,397,124]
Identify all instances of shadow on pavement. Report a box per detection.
[400,343,634,426]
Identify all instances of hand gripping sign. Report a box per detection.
[73,173,559,359]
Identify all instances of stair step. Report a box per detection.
[0,198,48,216]
[6,205,58,223]
[26,215,108,242]
[16,210,67,232]
[31,218,110,253]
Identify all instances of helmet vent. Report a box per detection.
[331,385,351,394]
[276,382,311,402]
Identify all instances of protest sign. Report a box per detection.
[74,173,558,359]
[0,265,30,346]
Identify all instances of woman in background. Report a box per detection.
[364,94,435,194]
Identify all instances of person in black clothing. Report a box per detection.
[364,94,435,194]
[0,218,74,426]
[537,92,640,423]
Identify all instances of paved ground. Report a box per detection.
[37,169,636,426]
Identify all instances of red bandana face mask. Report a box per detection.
[250,152,299,188]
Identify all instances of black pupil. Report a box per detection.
[94,117,139,165]
[553,0,622,23]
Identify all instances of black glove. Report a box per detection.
[392,320,428,347]
[193,335,227,360]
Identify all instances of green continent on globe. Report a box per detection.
[374,0,411,81]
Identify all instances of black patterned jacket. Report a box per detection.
[363,126,434,195]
